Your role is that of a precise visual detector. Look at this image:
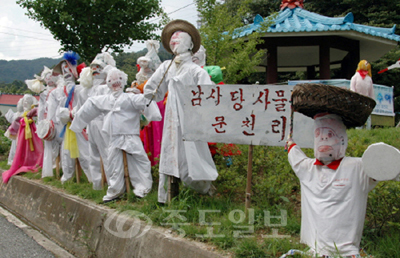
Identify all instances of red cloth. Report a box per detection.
[357,70,369,79]
[313,158,343,170]
[2,117,43,183]
[140,99,166,166]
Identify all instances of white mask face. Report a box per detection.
[107,69,125,95]
[91,64,106,80]
[61,61,74,82]
[44,73,58,87]
[169,31,193,55]
[138,60,149,69]
[314,114,347,163]
[22,96,34,111]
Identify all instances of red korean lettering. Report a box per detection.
[191,85,204,106]
[206,86,222,106]
[272,90,287,112]
[253,88,271,111]
[242,114,256,136]
[231,88,245,111]
[271,116,287,141]
[212,116,227,133]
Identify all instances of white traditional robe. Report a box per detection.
[4,109,19,166]
[47,82,91,183]
[38,87,61,178]
[70,93,157,200]
[79,83,111,190]
[144,53,218,203]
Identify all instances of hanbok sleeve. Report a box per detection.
[4,109,15,123]
[288,144,313,179]
[144,61,170,102]
[70,96,105,133]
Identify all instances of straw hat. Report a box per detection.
[291,83,376,128]
[161,19,201,54]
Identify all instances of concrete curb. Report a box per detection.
[0,175,229,258]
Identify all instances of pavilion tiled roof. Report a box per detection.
[234,7,400,42]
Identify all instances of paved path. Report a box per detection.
[0,205,75,258]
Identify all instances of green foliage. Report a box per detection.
[17,0,167,62]
[195,0,272,84]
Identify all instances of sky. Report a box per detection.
[0,0,199,61]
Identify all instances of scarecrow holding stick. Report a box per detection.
[143,19,218,203]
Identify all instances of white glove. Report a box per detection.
[59,107,71,125]
[71,106,78,119]
[126,87,141,94]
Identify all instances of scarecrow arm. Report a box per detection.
[378,58,400,74]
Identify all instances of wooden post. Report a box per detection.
[55,155,60,179]
[100,157,106,188]
[167,176,172,203]
[245,144,254,212]
[122,150,130,197]
[75,158,81,184]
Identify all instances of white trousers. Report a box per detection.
[88,120,110,190]
[103,135,152,201]
[60,130,91,183]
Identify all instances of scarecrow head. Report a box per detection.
[161,19,201,55]
[106,66,127,97]
[53,51,80,82]
[313,113,348,164]
[192,45,206,66]
[90,52,116,80]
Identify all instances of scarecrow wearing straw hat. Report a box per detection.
[143,20,218,203]
[284,83,400,257]
[77,52,116,190]
[71,66,161,202]
[47,51,92,184]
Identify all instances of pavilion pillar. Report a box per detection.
[307,65,316,79]
[266,45,278,84]
[319,42,330,79]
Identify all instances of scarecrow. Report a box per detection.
[2,94,43,183]
[143,19,218,203]
[285,83,400,257]
[4,98,24,166]
[70,66,160,202]
[77,52,116,190]
[31,66,62,178]
[47,51,91,184]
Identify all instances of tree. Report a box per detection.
[17,0,167,63]
[195,0,273,84]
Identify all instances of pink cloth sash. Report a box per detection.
[2,117,44,183]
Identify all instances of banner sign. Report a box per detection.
[372,84,394,116]
[174,84,314,148]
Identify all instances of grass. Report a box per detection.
[2,127,400,257]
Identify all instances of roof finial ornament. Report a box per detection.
[280,0,304,10]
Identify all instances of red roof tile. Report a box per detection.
[0,94,40,106]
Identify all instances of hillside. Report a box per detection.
[0,58,63,83]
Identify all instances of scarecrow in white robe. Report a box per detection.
[70,67,160,202]
[78,52,115,190]
[144,19,218,203]
[27,66,61,178]
[350,60,374,129]
[4,98,24,166]
[47,51,91,183]
[285,83,400,258]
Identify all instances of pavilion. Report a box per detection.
[236,0,400,83]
